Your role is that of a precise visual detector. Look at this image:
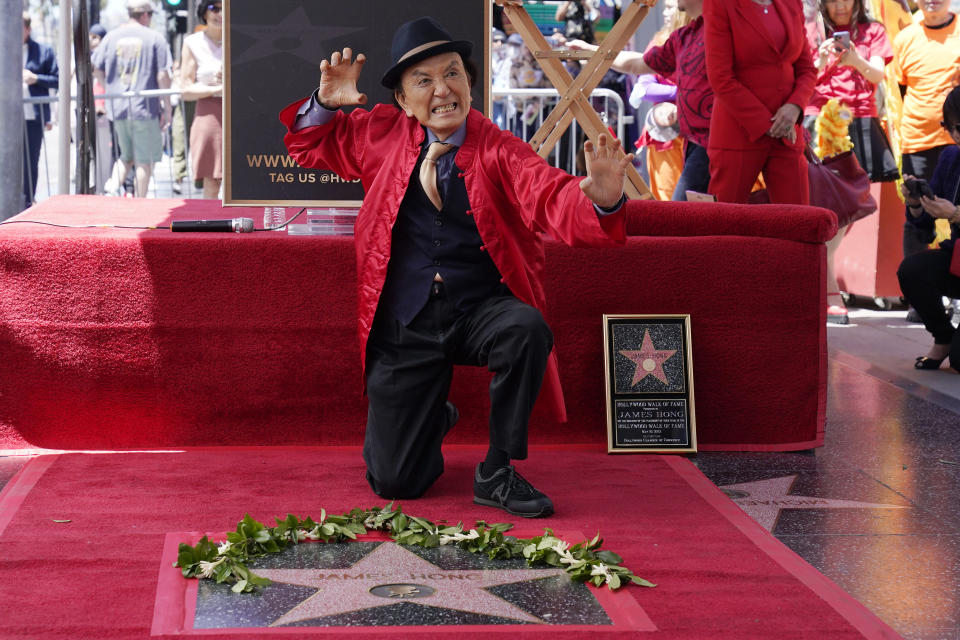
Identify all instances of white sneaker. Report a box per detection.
[102,177,121,197]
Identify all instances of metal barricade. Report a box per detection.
[21,88,195,204]
[21,87,627,206]
[492,87,630,174]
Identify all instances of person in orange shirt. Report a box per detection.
[891,0,960,260]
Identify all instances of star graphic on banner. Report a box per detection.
[720,475,909,531]
[619,330,677,386]
[230,7,364,67]
[254,542,565,626]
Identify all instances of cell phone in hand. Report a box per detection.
[833,30,851,48]
[905,178,935,200]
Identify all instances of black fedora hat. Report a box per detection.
[380,16,473,89]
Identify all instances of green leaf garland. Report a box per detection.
[175,503,656,593]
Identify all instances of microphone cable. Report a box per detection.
[0,208,307,232]
[0,220,173,230]
[255,207,306,231]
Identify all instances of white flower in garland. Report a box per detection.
[217,540,232,555]
[302,526,322,541]
[198,557,226,579]
[590,562,614,583]
[551,540,584,568]
[439,529,480,545]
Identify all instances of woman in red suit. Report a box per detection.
[704,0,817,203]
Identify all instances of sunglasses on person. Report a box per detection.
[941,121,960,135]
[205,3,222,12]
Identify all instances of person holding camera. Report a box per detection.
[807,0,895,181]
[805,0,895,325]
[896,86,960,372]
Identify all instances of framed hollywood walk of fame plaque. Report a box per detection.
[603,314,697,453]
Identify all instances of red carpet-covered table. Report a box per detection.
[0,195,835,451]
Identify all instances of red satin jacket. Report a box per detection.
[704,0,817,150]
[280,102,627,420]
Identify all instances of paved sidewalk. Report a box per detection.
[30,121,203,206]
[828,300,960,410]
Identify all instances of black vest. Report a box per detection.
[380,146,503,325]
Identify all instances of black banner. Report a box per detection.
[224,0,490,205]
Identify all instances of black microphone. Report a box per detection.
[170,218,255,233]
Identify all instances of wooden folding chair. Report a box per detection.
[496,0,655,199]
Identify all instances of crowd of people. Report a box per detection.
[21,0,223,205]
[558,0,958,365]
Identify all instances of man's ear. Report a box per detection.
[395,90,414,117]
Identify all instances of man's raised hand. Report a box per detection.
[580,134,633,210]
[318,48,367,108]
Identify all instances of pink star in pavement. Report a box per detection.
[254,541,565,626]
[720,475,909,531]
[619,330,677,386]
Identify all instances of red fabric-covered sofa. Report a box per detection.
[0,195,835,451]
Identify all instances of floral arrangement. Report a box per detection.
[174,503,655,594]
[815,98,854,158]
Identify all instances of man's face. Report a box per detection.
[89,33,102,50]
[395,52,472,140]
[919,0,951,22]
[23,24,29,43]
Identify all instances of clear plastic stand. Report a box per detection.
[286,208,359,235]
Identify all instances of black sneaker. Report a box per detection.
[473,463,554,518]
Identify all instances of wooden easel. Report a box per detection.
[496,0,655,199]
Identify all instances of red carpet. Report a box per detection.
[0,446,899,639]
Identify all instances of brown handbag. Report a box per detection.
[748,145,878,228]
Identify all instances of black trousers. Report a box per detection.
[897,248,960,365]
[671,141,711,202]
[22,119,44,209]
[363,284,553,499]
